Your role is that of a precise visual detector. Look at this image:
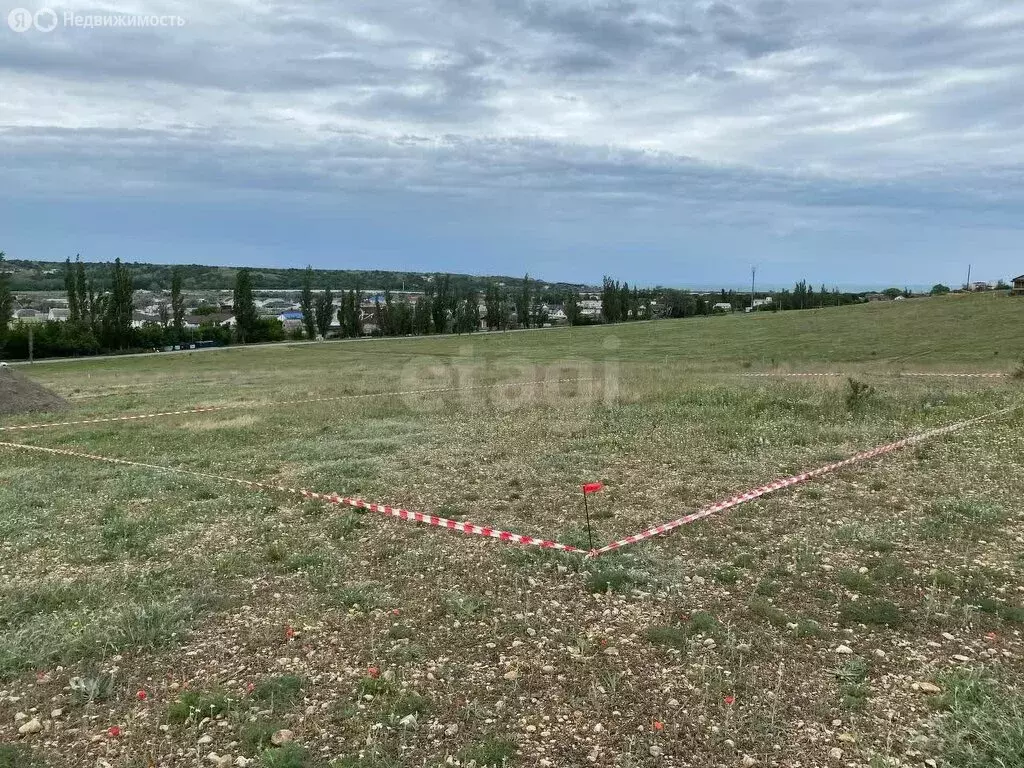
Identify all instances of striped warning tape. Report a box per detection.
[898,373,1009,378]
[739,372,1010,378]
[0,378,596,433]
[591,403,1021,556]
[0,440,584,555]
[1,402,1016,558]
[740,373,843,377]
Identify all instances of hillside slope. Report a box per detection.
[355,292,1023,368]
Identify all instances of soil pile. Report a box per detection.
[0,366,68,416]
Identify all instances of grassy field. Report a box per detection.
[1,293,1023,768]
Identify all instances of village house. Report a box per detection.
[276,310,304,332]
[13,308,44,324]
[1011,274,1024,296]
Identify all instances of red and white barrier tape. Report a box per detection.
[0,378,595,433]
[1,402,1016,558]
[740,372,1009,378]
[740,373,843,378]
[0,440,584,555]
[591,404,1021,556]
[898,373,1009,378]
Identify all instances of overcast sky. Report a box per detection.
[2,1,1022,288]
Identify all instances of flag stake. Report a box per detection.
[582,489,594,550]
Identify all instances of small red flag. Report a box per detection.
[582,482,604,495]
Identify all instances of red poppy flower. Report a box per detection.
[368,666,380,679]
[108,726,121,738]
[136,690,147,701]
[653,720,664,731]
[285,625,296,639]
[247,682,255,692]
[724,695,735,705]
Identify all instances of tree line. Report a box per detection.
[1,255,996,362]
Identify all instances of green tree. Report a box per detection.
[102,258,134,349]
[454,290,480,334]
[74,258,89,326]
[314,285,334,338]
[232,268,258,343]
[601,277,621,323]
[338,288,361,338]
[381,290,393,336]
[64,257,79,324]
[0,252,12,343]
[392,295,412,335]
[413,293,432,335]
[518,274,532,329]
[170,268,185,332]
[565,291,581,326]
[466,290,480,332]
[793,280,809,310]
[431,275,452,334]
[300,266,316,339]
[484,283,501,330]
[930,284,951,295]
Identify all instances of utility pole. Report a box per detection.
[966,264,971,291]
[750,266,756,312]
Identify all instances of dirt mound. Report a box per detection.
[0,366,69,416]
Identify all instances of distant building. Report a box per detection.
[1011,274,1024,296]
[712,302,733,312]
[277,310,304,332]
[47,308,70,322]
[13,309,44,323]
[182,313,233,329]
[969,281,993,292]
[131,313,159,329]
[579,299,602,319]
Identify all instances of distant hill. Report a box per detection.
[5,258,586,295]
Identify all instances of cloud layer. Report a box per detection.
[2,0,1023,285]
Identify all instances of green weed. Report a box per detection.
[166,690,232,724]
[840,599,905,627]
[252,675,304,710]
[931,669,1024,767]
[460,737,518,767]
